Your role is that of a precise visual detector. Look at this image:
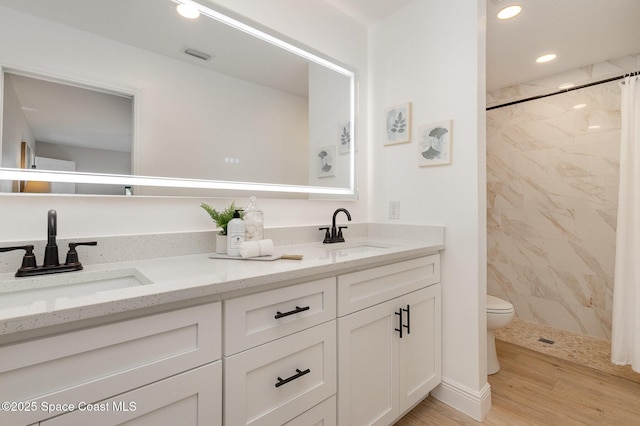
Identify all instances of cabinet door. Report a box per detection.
[41,362,222,426]
[337,298,400,426]
[398,284,442,412]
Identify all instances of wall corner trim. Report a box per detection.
[430,378,492,421]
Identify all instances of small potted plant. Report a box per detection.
[201,202,237,254]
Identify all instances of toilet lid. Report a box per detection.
[487,295,514,312]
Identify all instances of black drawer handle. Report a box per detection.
[275,305,310,319]
[275,368,311,388]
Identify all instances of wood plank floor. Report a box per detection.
[395,339,640,425]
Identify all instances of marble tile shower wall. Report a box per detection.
[487,81,621,340]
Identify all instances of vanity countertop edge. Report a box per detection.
[0,237,444,338]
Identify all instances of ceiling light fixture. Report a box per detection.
[573,103,587,109]
[177,3,200,19]
[497,5,522,20]
[536,53,557,63]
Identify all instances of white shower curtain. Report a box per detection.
[612,74,640,373]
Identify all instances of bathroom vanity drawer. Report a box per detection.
[224,277,336,355]
[41,362,222,426]
[285,395,336,426]
[337,255,440,316]
[224,321,337,426]
[0,302,221,426]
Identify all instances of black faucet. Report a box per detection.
[319,208,352,243]
[43,209,59,267]
[0,209,97,277]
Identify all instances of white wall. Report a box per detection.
[1,73,35,192]
[36,141,132,195]
[0,0,369,242]
[369,0,488,419]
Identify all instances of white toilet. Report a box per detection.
[487,295,514,375]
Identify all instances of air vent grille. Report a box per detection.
[184,48,212,61]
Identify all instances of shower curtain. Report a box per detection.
[612,74,640,373]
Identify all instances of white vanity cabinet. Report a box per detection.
[337,255,441,425]
[0,303,222,426]
[223,278,337,426]
[0,246,442,426]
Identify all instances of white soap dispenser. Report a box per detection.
[227,210,245,257]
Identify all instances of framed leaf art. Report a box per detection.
[316,145,336,177]
[384,102,411,145]
[338,120,351,154]
[418,120,452,166]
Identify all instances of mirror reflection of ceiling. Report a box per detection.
[6,73,133,153]
[0,0,309,98]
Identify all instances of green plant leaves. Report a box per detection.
[200,202,236,235]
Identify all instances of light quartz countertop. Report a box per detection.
[0,237,443,337]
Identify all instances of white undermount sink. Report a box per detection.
[328,242,390,255]
[0,268,152,309]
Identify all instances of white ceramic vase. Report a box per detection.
[216,233,228,254]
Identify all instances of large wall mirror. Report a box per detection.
[0,0,356,197]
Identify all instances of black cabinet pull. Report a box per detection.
[275,305,310,319]
[395,308,404,338]
[395,305,411,338]
[403,305,411,335]
[275,368,311,388]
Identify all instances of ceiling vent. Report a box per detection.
[184,48,212,61]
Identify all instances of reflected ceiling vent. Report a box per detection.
[184,48,212,61]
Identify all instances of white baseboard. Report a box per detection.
[430,378,492,421]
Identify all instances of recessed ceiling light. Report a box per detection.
[177,3,200,19]
[497,5,522,20]
[573,103,587,109]
[536,53,557,63]
[558,83,575,90]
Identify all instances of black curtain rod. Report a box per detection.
[486,71,639,111]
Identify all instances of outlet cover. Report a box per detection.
[389,201,400,219]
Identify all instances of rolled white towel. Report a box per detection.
[240,239,275,258]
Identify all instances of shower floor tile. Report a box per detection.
[495,318,640,383]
